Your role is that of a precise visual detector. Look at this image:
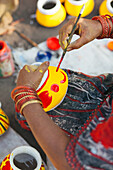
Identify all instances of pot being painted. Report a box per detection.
[99,0,113,15]
[33,63,68,112]
[36,0,66,27]
[65,0,94,17]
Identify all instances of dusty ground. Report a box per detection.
[0,0,103,163]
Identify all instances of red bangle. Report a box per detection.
[11,86,36,99]
[11,86,43,116]
[92,15,109,39]
[14,92,38,102]
[102,15,112,37]
[105,14,113,24]
[16,96,38,111]
[105,14,113,37]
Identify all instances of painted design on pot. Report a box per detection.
[99,0,113,15]
[36,0,66,27]
[0,146,45,170]
[36,66,68,112]
[0,154,11,170]
[0,106,9,136]
[64,0,94,17]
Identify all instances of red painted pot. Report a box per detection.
[0,41,15,77]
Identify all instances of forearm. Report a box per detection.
[23,103,72,170]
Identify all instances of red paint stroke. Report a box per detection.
[51,84,59,92]
[39,91,52,108]
[60,71,66,83]
[56,57,63,72]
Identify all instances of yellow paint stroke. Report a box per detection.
[25,66,30,72]
[39,69,43,73]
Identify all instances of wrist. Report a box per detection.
[94,20,103,38]
[23,102,42,117]
[92,15,113,39]
[11,86,43,115]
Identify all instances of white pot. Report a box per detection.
[107,0,113,14]
[37,0,61,15]
[67,0,88,6]
[10,146,42,170]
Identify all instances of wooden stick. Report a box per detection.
[15,29,39,47]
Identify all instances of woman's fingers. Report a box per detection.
[59,18,78,49]
[67,34,89,51]
[35,61,49,80]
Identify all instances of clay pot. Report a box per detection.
[36,0,66,27]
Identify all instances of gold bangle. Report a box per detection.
[20,100,42,114]
[14,92,35,100]
[16,95,36,106]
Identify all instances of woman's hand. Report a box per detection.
[16,61,49,89]
[59,17,102,51]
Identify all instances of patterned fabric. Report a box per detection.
[48,70,113,136]
[15,70,113,137]
[14,69,113,169]
[65,116,113,170]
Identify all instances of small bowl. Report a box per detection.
[46,37,61,51]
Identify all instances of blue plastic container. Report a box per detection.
[35,50,52,62]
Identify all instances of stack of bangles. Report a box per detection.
[11,86,43,115]
[92,14,113,39]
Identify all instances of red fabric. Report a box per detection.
[91,101,113,148]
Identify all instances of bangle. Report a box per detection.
[14,92,35,100]
[20,100,42,114]
[16,96,39,111]
[11,86,43,116]
[14,92,38,102]
[11,86,36,99]
[105,14,113,37]
[103,16,112,37]
[92,15,109,39]
[16,95,38,107]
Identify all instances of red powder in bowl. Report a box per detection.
[47,37,60,50]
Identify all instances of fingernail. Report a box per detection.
[46,61,49,66]
[67,47,72,51]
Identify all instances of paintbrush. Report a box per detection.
[56,4,85,72]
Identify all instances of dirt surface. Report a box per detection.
[0,0,103,163]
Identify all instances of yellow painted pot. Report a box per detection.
[65,0,94,17]
[60,0,65,3]
[99,0,113,15]
[36,65,68,112]
[0,104,9,136]
[36,0,66,27]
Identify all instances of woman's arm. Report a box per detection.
[23,103,72,170]
[14,62,72,170]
